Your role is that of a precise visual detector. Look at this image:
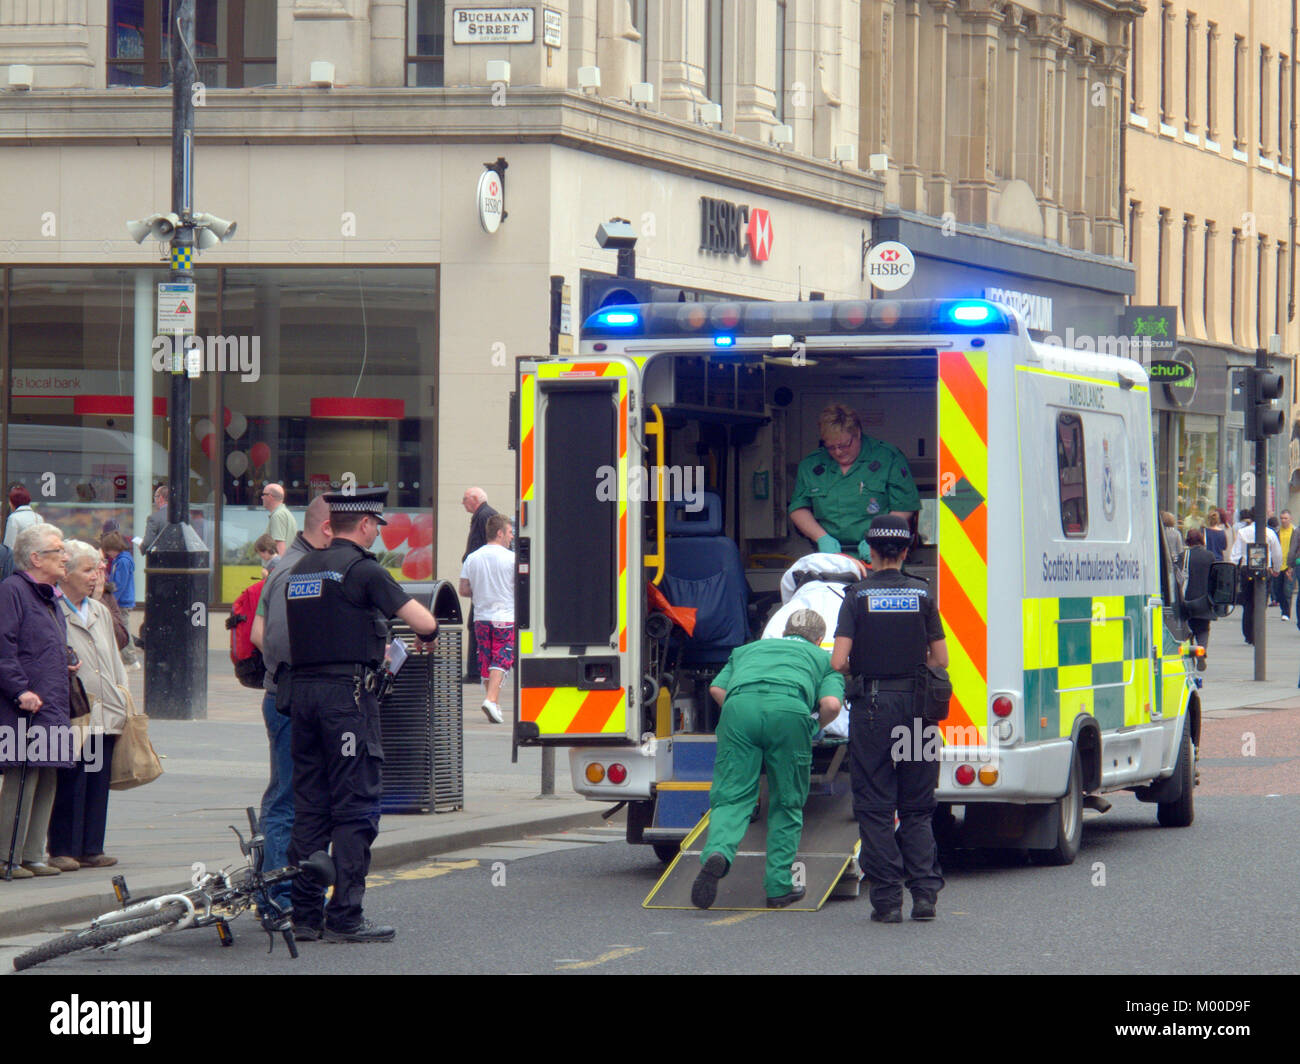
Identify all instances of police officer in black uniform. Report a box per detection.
[283,487,440,943]
[832,514,948,923]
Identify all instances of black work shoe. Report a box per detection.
[766,886,806,909]
[910,896,937,921]
[870,907,903,923]
[690,852,729,910]
[292,924,322,941]
[323,920,396,943]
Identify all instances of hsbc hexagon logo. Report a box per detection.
[700,196,774,263]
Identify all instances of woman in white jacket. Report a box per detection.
[47,540,129,870]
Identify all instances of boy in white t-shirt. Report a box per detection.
[458,514,515,722]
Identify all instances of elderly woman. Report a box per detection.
[0,523,76,878]
[47,540,128,870]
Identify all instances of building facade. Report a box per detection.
[1124,0,1300,527]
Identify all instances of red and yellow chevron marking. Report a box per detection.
[938,349,989,746]
[520,372,536,502]
[521,687,627,735]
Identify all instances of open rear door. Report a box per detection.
[514,358,643,744]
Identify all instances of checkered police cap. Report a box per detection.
[322,486,389,525]
[865,514,911,543]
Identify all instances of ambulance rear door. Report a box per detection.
[513,356,644,745]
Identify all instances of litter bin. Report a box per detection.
[379,579,464,814]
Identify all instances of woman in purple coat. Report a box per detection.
[0,523,76,878]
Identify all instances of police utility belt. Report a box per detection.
[275,661,393,715]
[851,666,952,722]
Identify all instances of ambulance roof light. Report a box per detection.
[946,302,998,326]
[714,335,735,346]
[594,308,640,327]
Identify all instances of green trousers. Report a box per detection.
[701,690,815,898]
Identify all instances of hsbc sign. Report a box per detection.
[699,196,774,262]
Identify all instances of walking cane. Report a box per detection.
[5,756,30,881]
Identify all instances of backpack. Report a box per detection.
[227,580,267,689]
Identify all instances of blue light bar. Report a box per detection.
[714,335,735,347]
[946,302,997,326]
[594,308,640,327]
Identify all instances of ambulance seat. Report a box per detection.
[662,492,749,666]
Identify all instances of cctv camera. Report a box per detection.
[596,219,637,250]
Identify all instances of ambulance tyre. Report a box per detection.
[1030,747,1083,866]
[1156,728,1195,828]
[652,842,681,863]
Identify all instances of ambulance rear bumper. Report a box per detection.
[936,740,1074,802]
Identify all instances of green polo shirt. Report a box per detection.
[788,437,920,546]
[267,504,297,547]
[712,636,845,714]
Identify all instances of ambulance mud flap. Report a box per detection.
[643,787,861,912]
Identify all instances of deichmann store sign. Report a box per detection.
[452,7,535,43]
[983,287,1052,331]
[699,196,773,262]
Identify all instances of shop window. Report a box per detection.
[1056,412,1088,538]
[408,0,446,87]
[108,0,276,88]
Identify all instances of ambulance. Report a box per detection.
[509,298,1237,868]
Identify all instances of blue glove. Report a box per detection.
[858,538,871,561]
[816,534,841,554]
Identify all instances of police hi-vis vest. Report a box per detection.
[285,542,389,668]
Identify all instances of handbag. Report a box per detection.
[110,686,163,790]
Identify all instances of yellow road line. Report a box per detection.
[556,946,645,970]
[708,910,774,926]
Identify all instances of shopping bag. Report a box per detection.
[109,687,163,790]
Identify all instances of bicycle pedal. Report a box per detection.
[216,919,234,947]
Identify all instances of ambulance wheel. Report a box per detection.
[1030,747,1083,866]
[1157,727,1195,828]
[652,842,681,863]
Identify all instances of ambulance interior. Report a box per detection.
[641,346,940,738]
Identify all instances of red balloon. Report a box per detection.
[249,441,271,467]
[380,511,411,551]
[407,513,434,550]
[222,407,232,428]
[200,433,215,460]
[401,546,433,580]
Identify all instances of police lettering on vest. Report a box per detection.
[835,569,938,679]
[286,542,389,668]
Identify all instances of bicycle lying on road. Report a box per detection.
[13,808,334,972]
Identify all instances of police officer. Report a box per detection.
[831,514,947,923]
[789,403,919,558]
[691,610,844,910]
[283,487,440,943]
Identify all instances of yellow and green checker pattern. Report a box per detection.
[1022,595,1185,741]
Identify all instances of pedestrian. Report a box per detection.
[788,403,920,558]
[461,487,498,686]
[831,514,948,923]
[1276,511,1295,620]
[1160,511,1184,565]
[690,609,844,910]
[0,523,76,879]
[3,485,39,551]
[141,484,168,554]
[0,542,12,583]
[458,513,515,724]
[282,487,440,943]
[261,483,296,556]
[1204,508,1228,561]
[1181,529,1216,671]
[1229,508,1282,646]
[253,532,279,574]
[100,531,135,611]
[48,540,128,870]
[249,495,332,912]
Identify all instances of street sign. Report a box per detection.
[543,8,562,47]
[453,7,535,43]
[157,282,196,333]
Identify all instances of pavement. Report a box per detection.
[0,604,1297,938]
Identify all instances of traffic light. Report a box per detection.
[1245,367,1285,441]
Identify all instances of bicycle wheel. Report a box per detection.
[13,904,188,972]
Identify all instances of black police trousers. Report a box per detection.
[849,690,945,911]
[287,675,384,931]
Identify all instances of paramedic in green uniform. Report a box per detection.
[690,610,845,910]
[789,403,920,557]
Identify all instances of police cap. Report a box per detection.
[864,513,911,544]
[322,485,389,525]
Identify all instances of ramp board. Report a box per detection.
[643,782,861,911]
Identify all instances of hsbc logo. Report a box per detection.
[699,196,774,263]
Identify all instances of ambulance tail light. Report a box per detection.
[607,763,628,784]
[977,766,999,786]
[954,764,976,786]
[992,696,1014,718]
[585,763,606,784]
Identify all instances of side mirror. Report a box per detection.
[1208,562,1238,612]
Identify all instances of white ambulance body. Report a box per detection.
[511,299,1232,864]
